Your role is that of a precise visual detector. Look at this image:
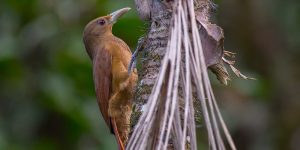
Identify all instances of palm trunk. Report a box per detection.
[131,0,171,127]
[130,0,226,149]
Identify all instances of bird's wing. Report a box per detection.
[93,47,113,132]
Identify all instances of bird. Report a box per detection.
[82,7,138,150]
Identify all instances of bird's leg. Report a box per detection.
[112,59,132,91]
[116,72,130,91]
[128,36,147,75]
[117,70,132,91]
[127,51,138,74]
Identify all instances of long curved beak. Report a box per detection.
[109,7,131,24]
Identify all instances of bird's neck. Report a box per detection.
[83,33,115,59]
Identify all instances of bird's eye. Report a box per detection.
[97,19,105,25]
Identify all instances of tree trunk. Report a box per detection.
[131,0,171,126]
[130,0,218,148]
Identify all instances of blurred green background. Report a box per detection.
[0,0,299,150]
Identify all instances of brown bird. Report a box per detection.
[83,8,138,150]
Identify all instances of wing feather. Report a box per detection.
[93,47,113,132]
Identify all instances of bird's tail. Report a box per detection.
[112,118,125,150]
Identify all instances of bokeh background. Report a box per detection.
[0,0,299,150]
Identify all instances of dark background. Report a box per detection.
[0,0,299,149]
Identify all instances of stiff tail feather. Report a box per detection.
[112,118,125,150]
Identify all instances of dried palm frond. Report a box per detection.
[127,0,237,149]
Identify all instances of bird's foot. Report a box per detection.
[128,36,147,75]
[128,58,137,75]
[119,80,129,91]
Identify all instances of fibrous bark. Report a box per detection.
[131,0,171,124]
[129,0,247,149]
[131,0,218,133]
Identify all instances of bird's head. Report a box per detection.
[83,7,131,37]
